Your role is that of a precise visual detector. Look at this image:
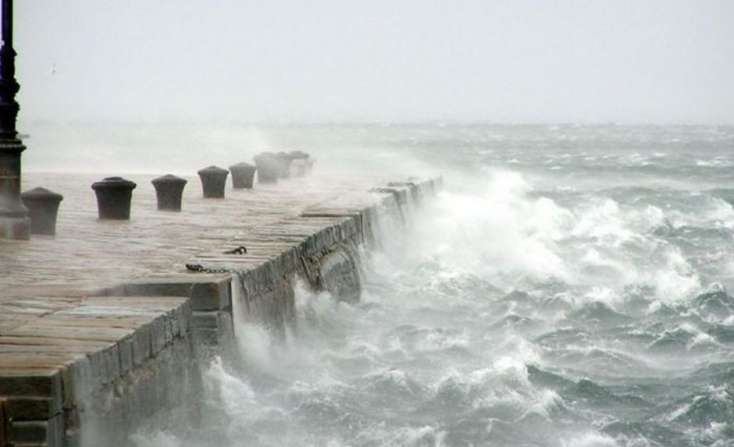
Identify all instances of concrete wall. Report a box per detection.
[0,296,195,447]
[19,176,442,446]
[229,177,441,333]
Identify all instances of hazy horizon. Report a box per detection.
[15,0,734,126]
[19,119,734,127]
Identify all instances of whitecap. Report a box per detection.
[560,431,619,447]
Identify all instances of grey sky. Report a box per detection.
[15,0,734,124]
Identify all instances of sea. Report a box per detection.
[26,123,734,447]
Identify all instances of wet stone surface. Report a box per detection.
[0,170,424,445]
[1,172,392,292]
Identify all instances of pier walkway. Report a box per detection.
[0,169,441,446]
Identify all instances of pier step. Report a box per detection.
[0,295,193,447]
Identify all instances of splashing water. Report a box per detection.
[133,124,734,447]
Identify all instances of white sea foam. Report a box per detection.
[407,170,574,287]
[130,432,182,447]
[203,357,261,420]
[696,159,733,168]
[561,432,619,447]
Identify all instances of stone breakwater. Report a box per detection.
[0,172,442,446]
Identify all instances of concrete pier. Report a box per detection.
[0,171,442,446]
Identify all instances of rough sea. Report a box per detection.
[32,123,734,447]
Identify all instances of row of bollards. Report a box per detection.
[19,151,313,236]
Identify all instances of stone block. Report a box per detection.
[0,399,7,447]
[218,311,234,340]
[103,344,121,383]
[193,328,219,347]
[176,300,192,336]
[61,356,90,409]
[118,275,232,311]
[9,414,63,446]
[150,315,168,355]
[118,336,134,375]
[131,323,152,366]
[83,344,119,389]
[192,311,218,330]
[163,312,176,343]
[3,397,56,421]
[0,371,63,412]
[319,246,361,303]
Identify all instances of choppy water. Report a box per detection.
[121,124,734,447]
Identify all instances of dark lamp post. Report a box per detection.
[0,0,29,239]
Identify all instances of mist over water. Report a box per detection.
[107,124,734,447]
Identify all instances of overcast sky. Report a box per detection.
[15,0,734,124]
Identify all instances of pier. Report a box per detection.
[0,170,441,446]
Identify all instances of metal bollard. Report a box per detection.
[275,152,294,178]
[151,174,187,211]
[197,166,229,198]
[229,162,257,189]
[288,150,310,177]
[20,187,63,235]
[91,177,137,220]
[253,153,279,184]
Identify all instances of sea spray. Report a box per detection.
[132,125,734,447]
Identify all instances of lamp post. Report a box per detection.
[0,0,29,239]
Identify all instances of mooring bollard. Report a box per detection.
[289,150,309,160]
[151,174,187,211]
[91,177,137,220]
[289,150,310,177]
[197,166,229,198]
[275,152,294,178]
[229,162,257,189]
[20,187,63,235]
[253,153,279,183]
[291,159,306,177]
